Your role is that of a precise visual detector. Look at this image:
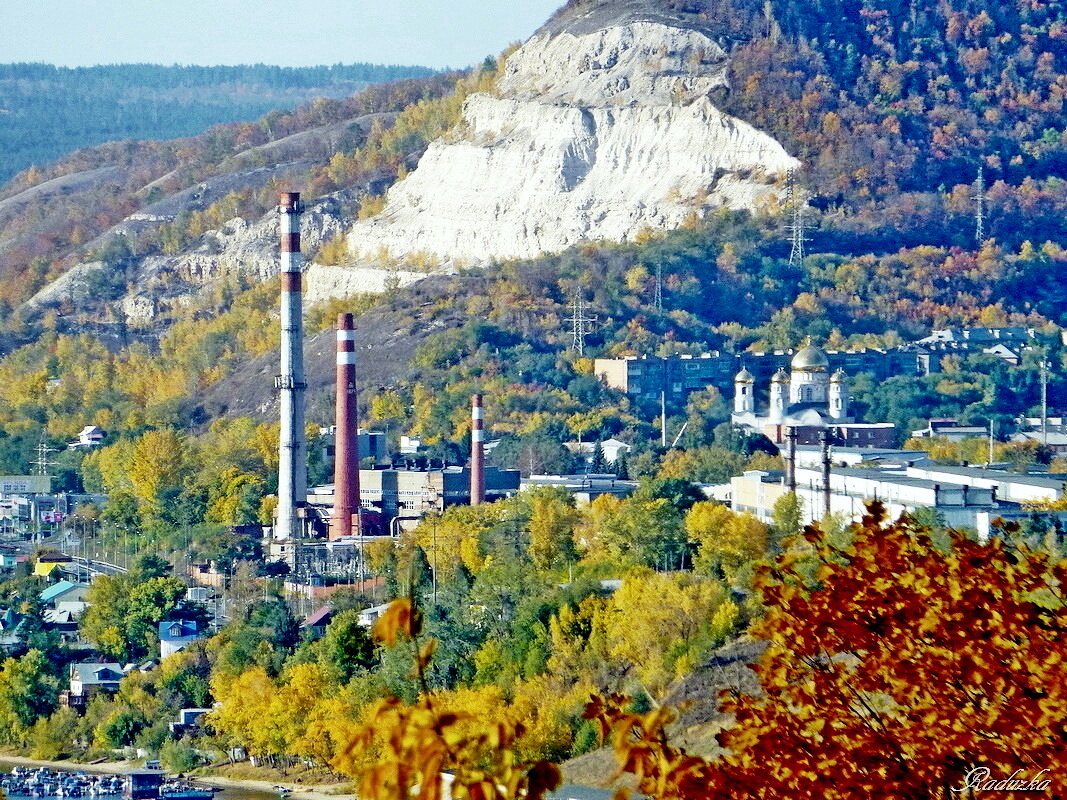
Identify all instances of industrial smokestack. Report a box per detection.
[471,394,485,505]
[275,192,307,542]
[331,313,360,540]
[820,428,832,521]
[786,425,797,493]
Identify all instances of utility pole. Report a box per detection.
[786,169,808,266]
[988,418,995,466]
[657,360,665,448]
[566,290,597,356]
[1041,352,1049,447]
[654,262,663,312]
[820,428,833,521]
[973,165,986,246]
[786,426,798,493]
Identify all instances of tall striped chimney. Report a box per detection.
[331,313,360,540]
[275,192,307,542]
[471,393,485,505]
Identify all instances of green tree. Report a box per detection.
[317,610,376,684]
[0,649,60,745]
[770,492,803,553]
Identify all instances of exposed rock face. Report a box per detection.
[346,10,797,266]
[25,196,410,322]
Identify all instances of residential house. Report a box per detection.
[68,425,106,449]
[158,620,203,660]
[33,552,72,578]
[68,662,124,708]
[169,707,212,737]
[0,607,25,654]
[301,606,334,640]
[39,580,90,608]
[358,603,393,627]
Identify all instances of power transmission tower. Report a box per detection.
[654,262,664,313]
[566,290,598,356]
[33,434,56,477]
[785,169,808,266]
[973,165,986,246]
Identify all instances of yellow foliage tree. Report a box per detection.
[127,429,185,518]
[685,501,769,582]
[604,568,729,696]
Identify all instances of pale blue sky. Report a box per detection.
[0,1,565,69]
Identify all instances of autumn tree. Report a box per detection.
[524,487,579,572]
[80,573,188,661]
[605,568,735,696]
[335,599,562,800]
[684,501,769,583]
[0,649,60,745]
[593,503,1067,799]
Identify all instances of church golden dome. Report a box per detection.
[791,342,829,372]
[734,367,755,383]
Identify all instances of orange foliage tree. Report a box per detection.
[591,502,1066,799]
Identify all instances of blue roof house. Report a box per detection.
[158,620,203,660]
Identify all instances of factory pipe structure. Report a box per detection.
[471,394,485,505]
[275,192,307,542]
[331,313,360,540]
[820,428,832,521]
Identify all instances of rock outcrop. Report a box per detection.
[346,2,797,266]
[25,196,417,323]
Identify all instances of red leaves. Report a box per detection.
[588,502,1067,799]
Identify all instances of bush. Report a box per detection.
[161,738,203,773]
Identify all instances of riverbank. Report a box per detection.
[0,754,351,800]
[192,773,350,800]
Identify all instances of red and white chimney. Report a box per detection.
[331,313,360,540]
[275,191,307,544]
[471,393,485,505]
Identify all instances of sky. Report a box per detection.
[0,1,566,70]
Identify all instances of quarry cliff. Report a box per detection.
[344,2,797,267]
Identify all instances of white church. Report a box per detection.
[732,342,851,426]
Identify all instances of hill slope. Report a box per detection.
[0,62,435,185]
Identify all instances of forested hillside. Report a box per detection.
[0,68,465,317]
[0,0,1064,477]
[0,0,1063,790]
[0,62,435,184]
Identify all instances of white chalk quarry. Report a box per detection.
[344,18,798,267]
